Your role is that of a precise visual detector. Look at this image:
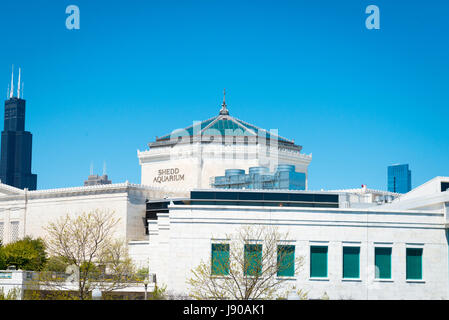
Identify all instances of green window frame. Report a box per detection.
[310,246,328,278]
[343,246,360,279]
[375,247,392,279]
[211,243,230,275]
[406,248,423,280]
[244,244,262,276]
[277,245,295,277]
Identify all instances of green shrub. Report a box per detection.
[0,237,47,271]
[43,256,70,272]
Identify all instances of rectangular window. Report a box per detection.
[375,247,392,279]
[310,246,328,278]
[277,245,295,277]
[211,243,230,275]
[343,247,360,279]
[406,248,423,280]
[244,244,262,276]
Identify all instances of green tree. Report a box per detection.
[43,210,137,300]
[43,256,70,273]
[0,237,47,271]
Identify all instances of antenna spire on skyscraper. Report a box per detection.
[9,65,14,99]
[17,68,21,98]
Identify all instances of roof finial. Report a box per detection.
[219,88,229,115]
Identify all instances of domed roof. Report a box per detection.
[149,92,302,152]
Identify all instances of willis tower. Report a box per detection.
[0,66,37,190]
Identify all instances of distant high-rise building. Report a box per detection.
[85,162,111,186]
[0,67,37,190]
[84,174,112,186]
[388,164,411,193]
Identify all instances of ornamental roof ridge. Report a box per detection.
[27,182,168,195]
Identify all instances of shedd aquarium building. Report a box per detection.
[1,97,449,300]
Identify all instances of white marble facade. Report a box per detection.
[1,104,449,300]
[0,182,170,246]
[138,138,312,191]
[147,185,449,299]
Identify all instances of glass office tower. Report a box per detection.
[388,164,411,194]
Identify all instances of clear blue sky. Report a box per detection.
[0,0,448,191]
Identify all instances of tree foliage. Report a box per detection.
[187,225,304,300]
[0,237,47,271]
[135,267,149,281]
[41,209,137,300]
[43,256,70,273]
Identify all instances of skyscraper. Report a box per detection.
[0,67,37,190]
[388,164,411,194]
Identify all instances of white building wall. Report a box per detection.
[148,205,448,300]
[23,193,129,242]
[0,271,28,299]
[138,143,312,190]
[128,241,150,270]
[0,183,165,246]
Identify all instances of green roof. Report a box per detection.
[156,114,293,144]
[154,99,297,146]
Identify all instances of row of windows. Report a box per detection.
[311,246,423,280]
[211,244,423,281]
[212,243,296,277]
[192,191,339,203]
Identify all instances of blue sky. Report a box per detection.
[0,0,448,191]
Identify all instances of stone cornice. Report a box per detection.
[0,182,189,201]
[0,182,25,196]
[146,135,302,151]
[168,203,444,216]
[138,145,312,163]
[27,182,164,199]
